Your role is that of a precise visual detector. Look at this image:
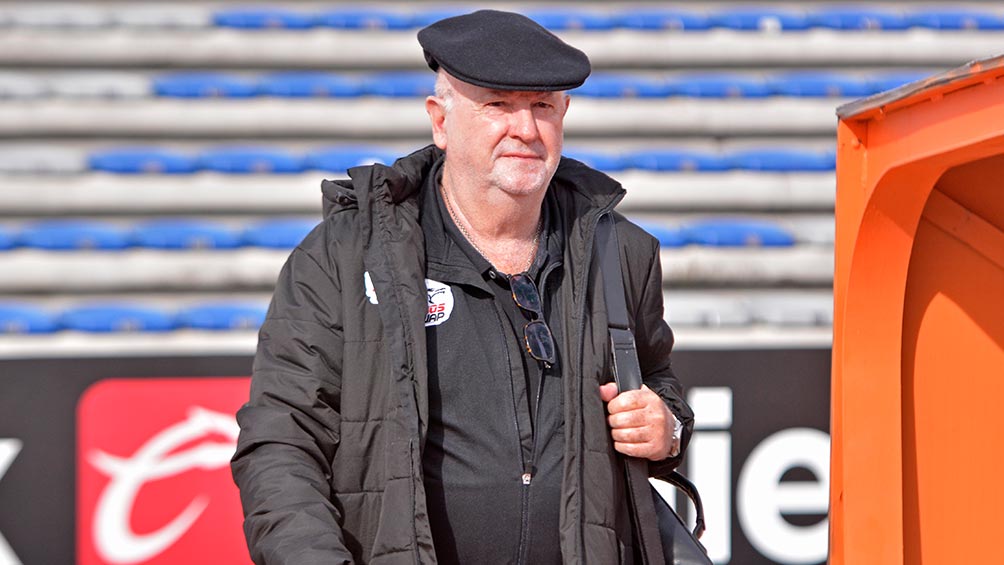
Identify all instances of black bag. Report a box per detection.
[595,213,712,565]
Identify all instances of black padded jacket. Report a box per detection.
[231,144,695,565]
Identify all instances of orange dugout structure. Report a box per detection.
[831,55,1004,564]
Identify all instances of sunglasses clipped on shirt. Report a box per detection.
[508,273,556,366]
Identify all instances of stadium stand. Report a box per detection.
[1,1,1000,352]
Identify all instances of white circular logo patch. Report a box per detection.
[424,279,454,327]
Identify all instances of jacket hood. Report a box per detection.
[321,145,444,217]
[320,143,625,217]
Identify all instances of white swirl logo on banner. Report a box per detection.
[87,407,238,564]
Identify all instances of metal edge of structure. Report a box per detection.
[836,53,1004,121]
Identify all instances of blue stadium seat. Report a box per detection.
[0,304,58,334]
[808,7,908,30]
[768,71,871,97]
[363,72,436,97]
[409,8,472,28]
[0,227,17,250]
[19,221,130,251]
[728,148,835,171]
[243,219,317,249]
[199,147,305,174]
[709,8,809,31]
[213,7,314,29]
[59,304,175,332]
[680,219,796,247]
[562,149,625,172]
[868,71,932,94]
[177,303,267,330]
[615,9,710,31]
[88,148,199,174]
[305,146,399,172]
[626,149,729,172]
[153,73,257,98]
[633,221,687,248]
[906,9,1004,30]
[132,220,242,250]
[524,9,614,31]
[571,74,671,98]
[669,73,770,98]
[257,72,362,97]
[316,8,411,30]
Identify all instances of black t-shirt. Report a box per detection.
[421,159,566,565]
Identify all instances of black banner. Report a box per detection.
[0,349,829,565]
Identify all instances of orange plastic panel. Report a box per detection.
[832,56,1004,564]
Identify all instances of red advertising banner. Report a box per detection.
[77,378,252,565]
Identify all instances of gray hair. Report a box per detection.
[434,71,455,113]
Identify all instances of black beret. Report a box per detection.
[417,10,591,91]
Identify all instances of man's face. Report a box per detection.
[427,74,570,198]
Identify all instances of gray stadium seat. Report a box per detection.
[0,73,48,98]
[48,73,151,98]
[0,146,86,174]
[7,4,111,28]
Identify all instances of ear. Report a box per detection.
[561,94,571,118]
[425,96,448,150]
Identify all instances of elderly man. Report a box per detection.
[232,9,694,565]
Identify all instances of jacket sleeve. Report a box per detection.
[628,232,695,477]
[231,242,353,565]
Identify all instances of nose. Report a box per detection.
[508,105,540,143]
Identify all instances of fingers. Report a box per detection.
[598,382,619,402]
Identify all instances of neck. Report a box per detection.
[440,173,544,274]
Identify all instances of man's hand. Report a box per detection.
[599,382,679,461]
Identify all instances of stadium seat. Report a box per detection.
[0,227,16,250]
[59,304,175,332]
[633,220,687,248]
[614,9,710,31]
[750,294,833,326]
[177,303,267,330]
[243,219,317,248]
[198,147,305,174]
[906,8,1004,30]
[0,73,48,99]
[47,73,151,98]
[305,146,399,172]
[131,220,242,250]
[727,148,835,171]
[88,148,198,174]
[409,8,474,28]
[212,7,315,29]
[19,220,131,251]
[664,295,753,327]
[768,71,871,97]
[257,72,361,97]
[153,73,258,98]
[111,5,212,28]
[562,149,625,172]
[709,7,809,31]
[0,304,58,334]
[808,7,908,30]
[316,8,412,30]
[363,72,436,97]
[680,219,796,247]
[868,71,933,94]
[625,149,729,172]
[571,74,671,98]
[523,8,614,31]
[6,5,111,28]
[669,73,770,98]
[0,146,86,174]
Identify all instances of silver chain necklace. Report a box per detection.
[442,185,541,274]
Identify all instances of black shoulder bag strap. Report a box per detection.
[596,212,711,565]
[595,212,666,565]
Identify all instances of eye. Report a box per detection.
[534,101,554,109]
[486,101,505,108]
